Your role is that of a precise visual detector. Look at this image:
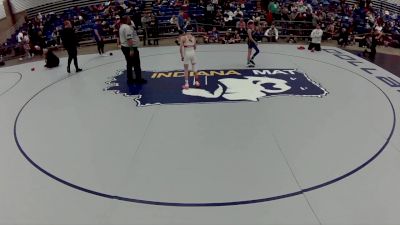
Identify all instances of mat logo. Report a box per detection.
[105,69,328,106]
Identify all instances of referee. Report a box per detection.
[119,16,146,84]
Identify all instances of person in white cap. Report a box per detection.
[180,25,200,90]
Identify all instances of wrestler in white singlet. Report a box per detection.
[180,25,200,89]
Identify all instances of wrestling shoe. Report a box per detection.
[182,84,189,90]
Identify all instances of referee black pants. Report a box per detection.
[66,47,79,70]
[121,46,142,82]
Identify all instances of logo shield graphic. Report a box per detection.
[105,69,328,106]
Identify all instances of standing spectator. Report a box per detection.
[175,11,186,45]
[151,14,159,45]
[265,24,279,42]
[177,10,185,31]
[22,32,32,60]
[141,13,152,46]
[266,10,274,25]
[61,20,82,73]
[308,24,323,52]
[268,1,280,20]
[119,16,145,84]
[93,19,105,55]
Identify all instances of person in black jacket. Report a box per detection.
[61,20,82,73]
[44,48,60,68]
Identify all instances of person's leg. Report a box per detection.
[192,62,200,88]
[191,54,200,87]
[67,49,72,73]
[316,43,321,51]
[143,29,147,46]
[147,29,152,45]
[100,40,105,54]
[251,44,260,60]
[247,47,252,65]
[133,48,143,82]
[121,47,133,82]
[370,48,376,61]
[97,42,102,55]
[182,64,189,89]
[71,48,80,71]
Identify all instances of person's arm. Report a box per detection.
[265,28,270,36]
[310,30,315,38]
[318,30,323,38]
[194,37,197,50]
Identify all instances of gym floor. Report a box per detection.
[1,44,400,225]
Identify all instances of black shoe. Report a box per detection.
[250,59,255,65]
[67,67,70,73]
[76,68,82,73]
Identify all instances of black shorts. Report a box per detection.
[308,43,321,51]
